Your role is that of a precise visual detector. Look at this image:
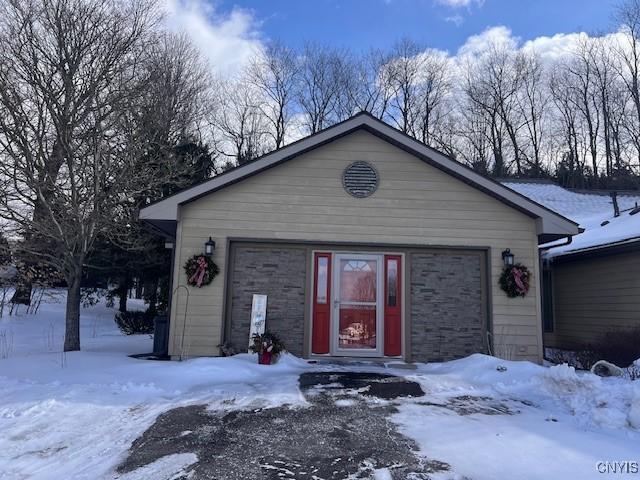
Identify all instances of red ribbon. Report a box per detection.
[512,267,527,294]
[189,256,208,287]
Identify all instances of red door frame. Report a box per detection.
[311,252,331,354]
[311,251,402,357]
[384,255,402,357]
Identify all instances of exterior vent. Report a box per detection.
[342,161,379,198]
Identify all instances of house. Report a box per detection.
[503,180,640,352]
[140,113,578,363]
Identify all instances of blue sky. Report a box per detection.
[216,0,618,54]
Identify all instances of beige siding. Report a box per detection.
[545,251,640,349]
[170,130,542,362]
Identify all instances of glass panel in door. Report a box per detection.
[338,258,377,350]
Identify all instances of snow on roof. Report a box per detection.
[503,180,640,258]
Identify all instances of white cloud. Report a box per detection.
[163,0,264,77]
[435,0,484,7]
[453,26,615,67]
[522,32,589,63]
[445,14,465,27]
[456,26,519,58]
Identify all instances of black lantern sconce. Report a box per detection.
[502,249,515,267]
[204,237,216,257]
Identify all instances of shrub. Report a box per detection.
[548,327,640,370]
[114,310,155,335]
[596,327,640,368]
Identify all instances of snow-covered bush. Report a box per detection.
[628,360,640,381]
[548,328,640,371]
[629,386,640,429]
[537,363,638,430]
[114,310,154,335]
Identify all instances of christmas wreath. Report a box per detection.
[184,255,219,287]
[499,263,531,298]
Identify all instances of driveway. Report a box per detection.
[116,371,452,479]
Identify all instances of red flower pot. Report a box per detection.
[258,352,272,365]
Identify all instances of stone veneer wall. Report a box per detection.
[410,251,486,362]
[228,245,307,356]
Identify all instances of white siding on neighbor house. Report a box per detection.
[546,250,640,349]
[169,130,542,361]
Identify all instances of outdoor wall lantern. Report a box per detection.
[502,249,515,267]
[204,237,216,256]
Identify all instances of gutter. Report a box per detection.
[539,235,573,253]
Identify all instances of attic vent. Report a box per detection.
[342,161,379,198]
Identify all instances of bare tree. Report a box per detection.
[471,46,528,175]
[455,100,494,174]
[137,33,210,153]
[0,0,161,351]
[350,49,393,119]
[566,37,601,178]
[462,55,508,177]
[297,43,350,134]
[210,79,270,165]
[549,66,588,187]
[615,0,640,166]
[247,41,299,149]
[384,39,424,134]
[410,51,453,148]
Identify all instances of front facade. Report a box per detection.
[141,114,578,364]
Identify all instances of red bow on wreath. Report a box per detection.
[188,256,208,287]
[512,266,527,295]
[499,263,530,298]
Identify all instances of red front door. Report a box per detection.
[311,252,402,357]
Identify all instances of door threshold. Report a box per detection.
[307,356,416,369]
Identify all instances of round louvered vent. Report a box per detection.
[342,161,379,198]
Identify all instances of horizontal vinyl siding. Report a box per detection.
[170,130,542,361]
[545,251,640,349]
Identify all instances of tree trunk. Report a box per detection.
[119,288,128,313]
[147,277,159,317]
[135,279,143,299]
[64,274,82,352]
[118,274,129,313]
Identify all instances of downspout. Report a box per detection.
[537,235,573,362]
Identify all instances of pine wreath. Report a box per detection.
[499,263,531,298]
[184,255,219,287]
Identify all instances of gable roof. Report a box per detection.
[140,112,579,241]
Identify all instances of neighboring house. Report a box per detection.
[503,179,640,351]
[140,113,578,363]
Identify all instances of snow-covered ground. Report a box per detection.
[397,356,640,480]
[0,291,310,480]
[1,291,639,480]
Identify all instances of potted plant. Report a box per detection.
[250,331,285,365]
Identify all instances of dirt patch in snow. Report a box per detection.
[116,372,448,479]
